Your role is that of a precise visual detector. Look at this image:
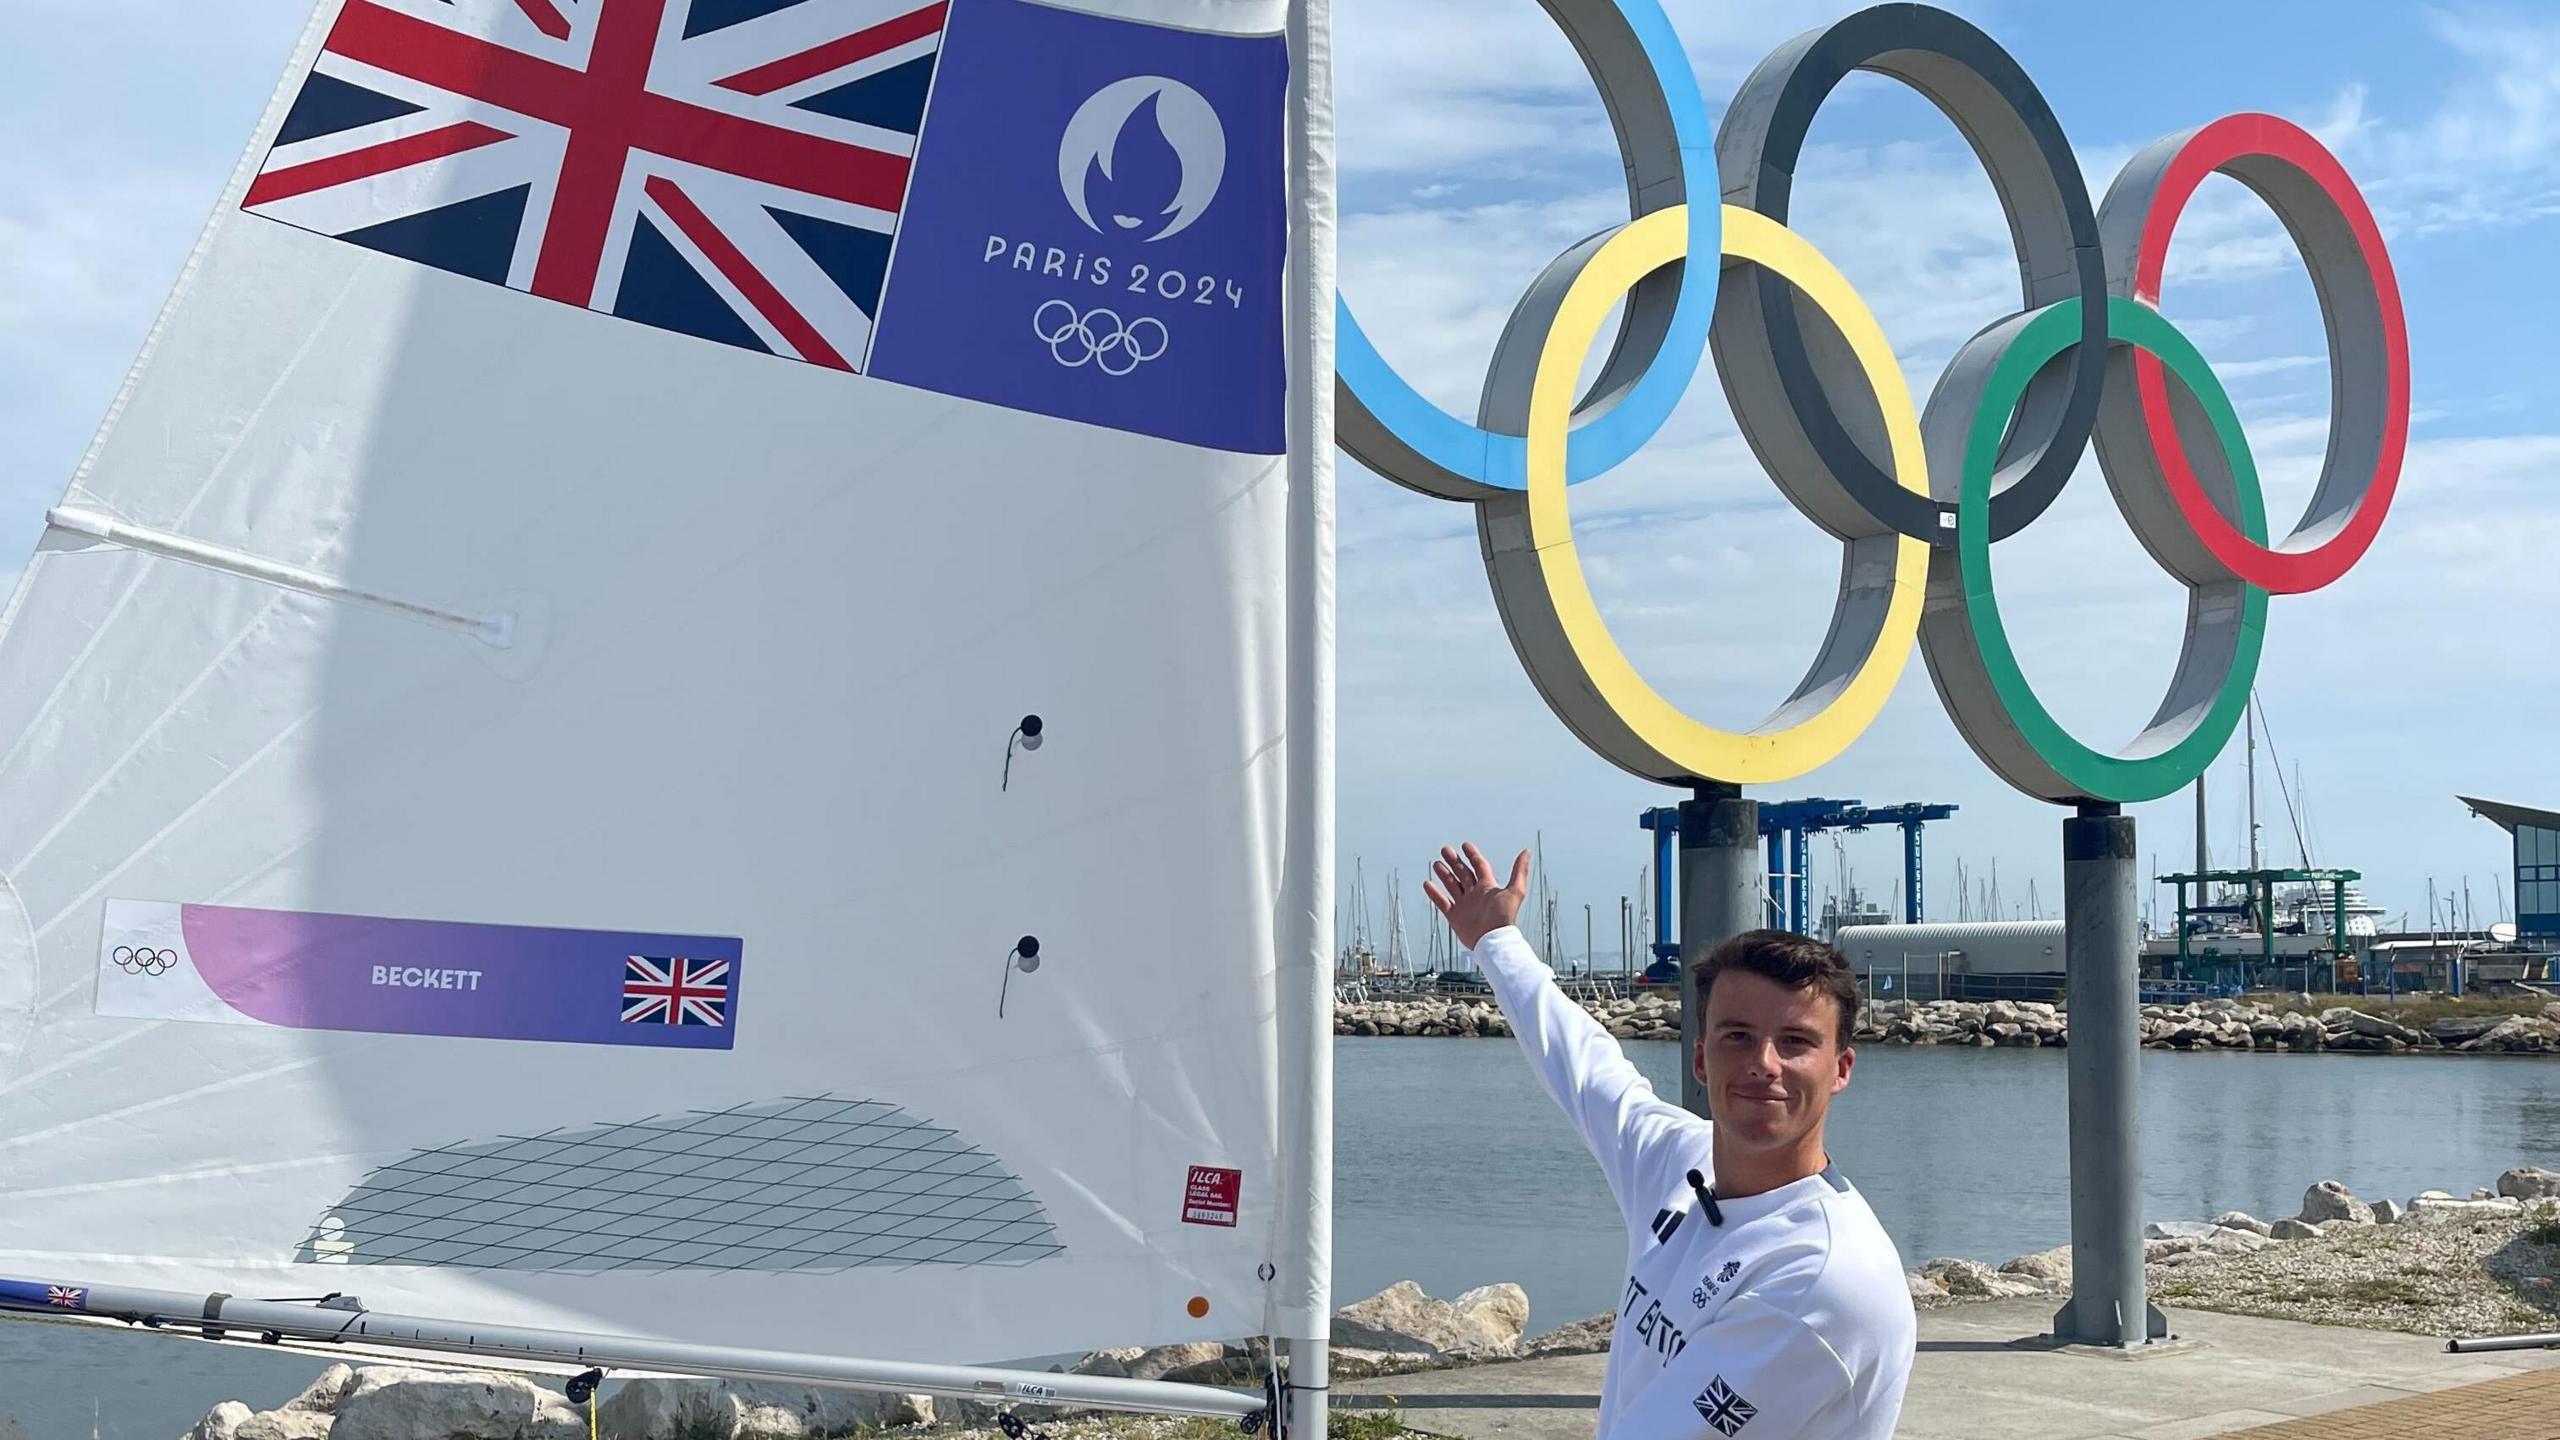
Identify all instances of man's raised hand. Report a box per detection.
[1423,842,1532,953]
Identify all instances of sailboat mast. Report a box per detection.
[2194,773,2208,902]
[1277,0,1337,1426]
[2246,699,2260,873]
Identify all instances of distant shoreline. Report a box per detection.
[1336,993,2560,1056]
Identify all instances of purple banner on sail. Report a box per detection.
[97,900,742,1050]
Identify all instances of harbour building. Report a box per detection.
[2461,796,2560,940]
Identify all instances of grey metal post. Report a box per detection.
[1678,784,1761,1117]
[2054,803,2167,1347]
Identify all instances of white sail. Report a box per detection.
[0,0,1324,1378]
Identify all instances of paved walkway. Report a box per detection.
[1335,1297,2560,1439]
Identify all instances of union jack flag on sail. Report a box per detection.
[243,0,947,371]
[622,956,731,1026]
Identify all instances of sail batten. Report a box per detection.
[0,0,1322,1384]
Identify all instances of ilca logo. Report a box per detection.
[112,945,178,977]
[984,73,1245,378]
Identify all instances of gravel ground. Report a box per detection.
[2150,1210,2560,1337]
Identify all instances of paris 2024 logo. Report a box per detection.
[993,75,1241,377]
[862,0,1286,453]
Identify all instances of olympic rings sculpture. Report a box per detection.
[1034,300,1170,376]
[111,945,177,976]
[1337,2,2406,806]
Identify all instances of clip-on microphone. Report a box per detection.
[1686,1168,1724,1227]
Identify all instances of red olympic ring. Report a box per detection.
[2122,113,2408,594]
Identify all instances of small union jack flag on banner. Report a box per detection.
[243,0,947,371]
[47,1286,87,1310]
[622,956,731,1026]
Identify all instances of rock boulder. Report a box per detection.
[1451,1283,1532,1352]
[330,1369,586,1440]
[1919,1258,2040,1299]
[1521,1314,1615,1358]
[2404,1196,2526,1225]
[1996,1246,2072,1292]
[2144,1221,2219,1240]
[2269,1218,2323,1241]
[595,1379,930,1439]
[1333,1280,1521,1358]
[2298,1180,2374,1226]
[279,1366,354,1417]
[180,1402,254,1440]
[2498,1166,2560,1201]
[1118,1342,1231,1383]
[2430,1015,2510,1044]
[233,1415,331,1440]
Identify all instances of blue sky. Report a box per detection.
[4,1,2557,959]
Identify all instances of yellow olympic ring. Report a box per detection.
[1493,204,1929,784]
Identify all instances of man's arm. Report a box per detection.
[1428,844,1703,1219]
[1470,925,1701,1216]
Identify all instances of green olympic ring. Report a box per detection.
[1923,296,2270,804]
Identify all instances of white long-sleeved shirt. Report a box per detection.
[1468,926,1915,1439]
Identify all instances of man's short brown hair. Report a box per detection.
[1690,929,1860,1046]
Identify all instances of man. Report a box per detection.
[1425,843,1914,1439]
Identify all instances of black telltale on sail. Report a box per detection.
[1000,936,1044,1020]
[1003,714,1045,790]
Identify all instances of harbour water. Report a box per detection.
[8,1041,2558,1438]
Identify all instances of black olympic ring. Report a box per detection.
[1713,5,2108,545]
[111,945,178,976]
[1033,301,1171,377]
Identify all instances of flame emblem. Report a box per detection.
[1058,76,1227,243]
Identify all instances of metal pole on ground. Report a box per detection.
[1679,783,1761,1117]
[2055,802,2167,1348]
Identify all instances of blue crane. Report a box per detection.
[1640,798,1959,960]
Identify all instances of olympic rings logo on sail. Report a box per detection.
[1335,2,2407,806]
[111,946,177,977]
[1034,301,1171,376]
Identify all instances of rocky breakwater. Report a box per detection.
[1337,992,2560,1056]
[178,1362,937,1440]
[1334,990,1662,1040]
[174,1283,1530,1440]
[1064,1280,1536,1389]
[1860,997,2560,1054]
[1908,1165,2560,1336]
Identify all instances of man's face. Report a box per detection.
[1694,970,1853,1154]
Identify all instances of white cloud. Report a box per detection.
[2308,9,2560,239]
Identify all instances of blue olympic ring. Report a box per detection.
[1334,0,1718,498]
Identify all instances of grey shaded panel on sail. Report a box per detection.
[300,1096,1063,1273]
